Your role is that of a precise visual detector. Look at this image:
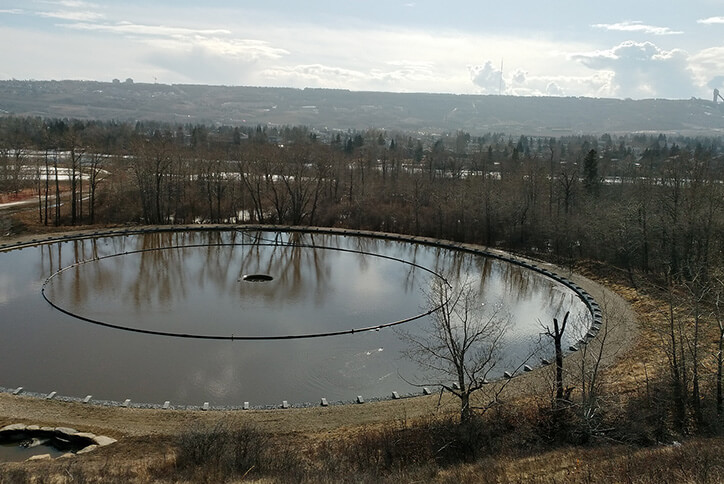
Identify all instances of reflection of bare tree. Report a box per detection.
[43,238,110,307]
[436,248,573,313]
[131,232,189,307]
[42,232,589,346]
[234,231,333,303]
[402,243,421,292]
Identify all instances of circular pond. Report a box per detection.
[0,228,593,407]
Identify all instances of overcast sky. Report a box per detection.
[1,0,723,99]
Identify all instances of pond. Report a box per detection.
[0,229,592,407]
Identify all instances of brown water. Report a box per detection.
[0,230,590,406]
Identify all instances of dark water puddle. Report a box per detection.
[0,431,89,462]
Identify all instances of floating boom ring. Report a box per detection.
[41,240,451,341]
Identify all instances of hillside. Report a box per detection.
[1,79,723,136]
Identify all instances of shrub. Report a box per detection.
[174,419,305,482]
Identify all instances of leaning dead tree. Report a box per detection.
[402,278,510,422]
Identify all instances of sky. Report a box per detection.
[1,0,723,99]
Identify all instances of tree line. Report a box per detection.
[3,116,721,276]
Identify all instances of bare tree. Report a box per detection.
[402,278,509,422]
[86,151,108,224]
[543,311,570,408]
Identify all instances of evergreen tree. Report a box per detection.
[583,148,599,192]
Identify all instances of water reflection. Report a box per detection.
[0,230,590,406]
[43,231,441,337]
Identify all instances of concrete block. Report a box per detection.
[1,423,27,432]
[73,432,96,440]
[82,395,92,404]
[77,445,99,455]
[422,387,432,395]
[281,400,290,409]
[93,435,117,447]
[524,365,533,372]
[122,399,131,407]
[162,401,171,410]
[320,398,328,407]
[202,402,209,411]
[391,391,400,399]
[12,387,23,395]
[356,395,365,403]
[55,427,78,436]
[504,371,513,379]
[243,402,250,410]
[27,454,52,461]
[46,391,57,400]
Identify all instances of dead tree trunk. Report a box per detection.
[544,311,569,408]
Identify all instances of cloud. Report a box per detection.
[592,21,683,35]
[62,21,287,63]
[33,0,104,22]
[498,71,616,98]
[0,9,23,14]
[38,10,104,21]
[572,41,696,98]
[63,21,231,37]
[697,16,724,25]
[259,64,368,89]
[147,48,263,85]
[511,69,526,84]
[39,1,99,7]
[469,61,504,94]
[546,82,564,96]
[259,61,439,91]
[709,76,724,90]
[383,60,435,80]
[690,46,724,90]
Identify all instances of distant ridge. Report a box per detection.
[1,79,723,136]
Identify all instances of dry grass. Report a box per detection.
[3,417,722,483]
[434,438,724,484]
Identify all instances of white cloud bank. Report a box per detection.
[469,61,504,94]
[573,41,697,98]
